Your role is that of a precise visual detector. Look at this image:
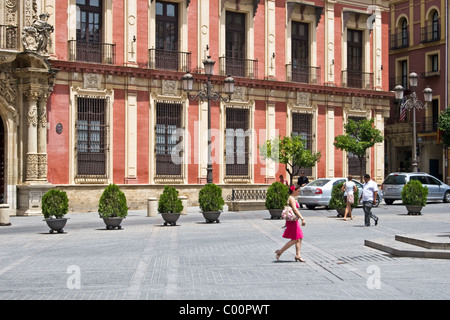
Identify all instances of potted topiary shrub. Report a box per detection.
[329,182,359,217]
[265,181,289,219]
[98,183,128,229]
[198,183,225,223]
[401,180,428,215]
[158,186,183,226]
[42,189,69,234]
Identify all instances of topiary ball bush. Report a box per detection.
[328,182,359,210]
[401,180,428,207]
[198,183,225,212]
[265,181,289,210]
[98,183,128,218]
[158,186,183,214]
[42,189,69,219]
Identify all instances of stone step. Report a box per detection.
[395,234,450,250]
[364,236,450,260]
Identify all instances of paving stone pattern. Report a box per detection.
[1,202,450,300]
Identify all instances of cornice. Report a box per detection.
[49,59,394,100]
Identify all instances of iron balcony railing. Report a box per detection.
[419,116,438,133]
[390,30,409,49]
[0,25,18,50]
[219,56,258,79]
[421,24,440,43]
[68,40,116,65]
[148,48,191,73]
[389,76,409,91]
[341,70,374,90]
[286,62,321,85]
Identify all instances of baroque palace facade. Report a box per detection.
[0,0,391,214]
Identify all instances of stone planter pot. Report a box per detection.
[336,208,346,217]
[202,211,221,223]
[102,217,124,230]
[406,205,423,215]
[268,209,283,220]
[44,218,68,234]
[161,213,181,226]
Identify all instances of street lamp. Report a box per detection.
[394,72,433,172]
[182,55,235,184]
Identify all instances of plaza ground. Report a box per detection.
[0,202,449,301]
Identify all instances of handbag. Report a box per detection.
[281,206,298,221]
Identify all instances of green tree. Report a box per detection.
[333,118,384,182]
[438,107,450,147]
[259,135,321,185]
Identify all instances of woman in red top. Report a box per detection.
[275,185,306,262]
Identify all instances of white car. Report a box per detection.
[298,177,380,209]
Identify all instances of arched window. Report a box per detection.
[401,18,408,47]
[432,10,439,40]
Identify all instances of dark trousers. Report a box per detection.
[363,201,378,226]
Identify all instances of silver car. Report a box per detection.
[381,172,450,204]
[298,177,380,209]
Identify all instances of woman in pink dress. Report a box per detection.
[275,185,306,262]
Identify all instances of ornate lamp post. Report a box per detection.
[394,72,433,172]
[182,56,235,184]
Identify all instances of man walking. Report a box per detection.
[359,174,379,226]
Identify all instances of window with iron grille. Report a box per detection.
[347,116,366,177]
[292,112,313,176]
[76,97,108,179]
[225,107,249,176]
[156,101,183,177]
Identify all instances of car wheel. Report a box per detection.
[444,191,450,203]
[374,194,380,207]
[384,199,394,205]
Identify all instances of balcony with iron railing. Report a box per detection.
[389,76,409,91]
[341,70,374,90]
[390,30,409,50]
[219,56,258,79]
[68,40,116,64]
[421,24,440,43]
[286,62,321,85]
[148,48,191,73]
[419,116,438,133]
[0,25,18,50]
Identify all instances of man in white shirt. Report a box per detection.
[359,174,379,226]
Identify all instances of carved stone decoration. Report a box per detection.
[22,13,54,55]
[38,97,47,127]
[83,73,103,90]
[352,96,365,111]
[231,86,246,102]
[26,153,39,180]
[296,92,310,107]
[5,0,18,25]
[162,80,178,96]
[37,154,47,180]
[0,66,17,106]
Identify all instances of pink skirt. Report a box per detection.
[282,220,304,240]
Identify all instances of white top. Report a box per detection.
[361,180,378,202]
[344,181,356,195]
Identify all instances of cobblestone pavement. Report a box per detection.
[1,202,450,300]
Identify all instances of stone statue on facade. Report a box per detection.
[22,13,54,56]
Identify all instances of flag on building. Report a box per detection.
[399,98,407,122]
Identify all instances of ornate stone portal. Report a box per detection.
[0,10,57,215]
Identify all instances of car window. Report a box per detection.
[427,176,441,185]
[410,176,430,185]
[354,181,363,188]
[332,179,346,186]
[383,174,406,185]
[308,179,330,187]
